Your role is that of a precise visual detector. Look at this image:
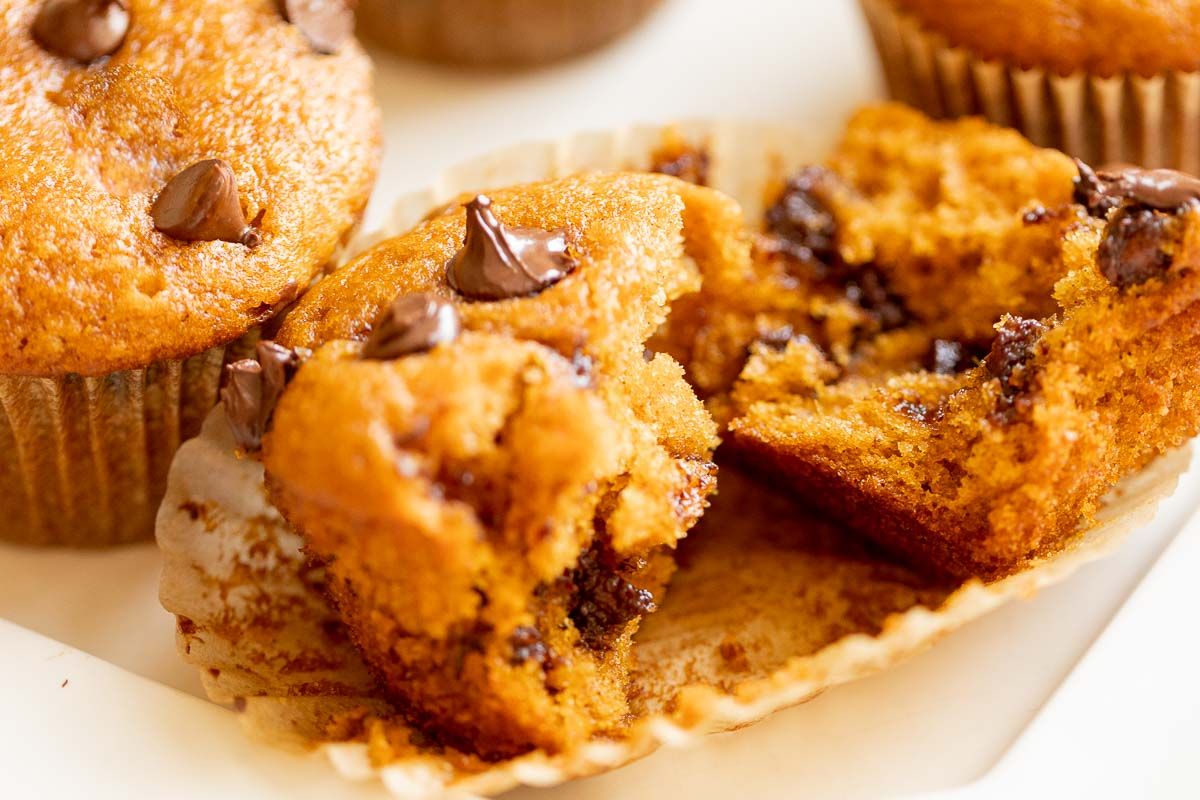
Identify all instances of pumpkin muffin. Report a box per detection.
[715,105,1200,577]
[356,0,663,67]
[860,0,1200,170]
[252,172,726,758]
[0,0,380,545]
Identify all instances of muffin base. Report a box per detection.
[860,0,1200,172]
[0,338,254,547]
[356,0,664,67]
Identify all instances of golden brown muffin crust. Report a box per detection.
[0,0,380,376]
[895,0,1200,77]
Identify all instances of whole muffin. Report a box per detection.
[859,0,1200,171]
[356,0,664,66]
[0,0,380,546]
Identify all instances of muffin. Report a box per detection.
[356,0,664,66]
[859,0,1200,171]
[252,173,728,758]
[710,105,1200,577]
[0,0,380,545]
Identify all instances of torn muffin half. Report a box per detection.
[685,104,1200,578]
[241,173,732,759]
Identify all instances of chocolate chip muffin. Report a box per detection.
[0,0,379,545]
[250,173,728,758]
[356,0,664,66]
[860,0,1200,170]
[711,105,1200,577]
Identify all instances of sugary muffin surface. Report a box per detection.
[0,0,379,375]
[894,0,1200,77]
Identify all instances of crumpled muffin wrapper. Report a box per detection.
[356,0,663,67]
[0,337,257,547]
[859,0,1200,172]
[158,122,1192,798]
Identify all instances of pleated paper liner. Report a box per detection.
[858,0,1200,173]
[0,335,258,547]
[156,121,1194,797]
[356,0,664,67]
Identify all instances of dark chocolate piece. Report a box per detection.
[843,265,910,331]
[562,543,655,649]
[984,316,1048,424]
[279,0,354,55]
[1074,159,1200,218]
[1097,205,1179,288]
[508,626,559,671]
[764,166,839,264]
[33,0,129,63]
[152,160,261,247]
[446,195,575,301]
[362,293,461,359]
[220,340,308,452]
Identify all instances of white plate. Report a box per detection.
[2,1,1197,797]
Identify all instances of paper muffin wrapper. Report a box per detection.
[0,336,259,547]
[158,122,1192,798]
[355,0,664,67]
[859,0,1200,172]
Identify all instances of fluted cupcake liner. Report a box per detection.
[859,0,1200,172]
[0,337,255,547]
[355,0,664,67]
[158,121,1192,798]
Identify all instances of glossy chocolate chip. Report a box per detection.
[446,195,575,301]
[765,166,840,264]
[1074,158,1200,219]
[33,0,129,63]
[279,0,354,55]
[984,316,1048,424]
[1097,205,1178,289]
[151,160,261,247]
[220,341,308,452]
[362,293,461,359]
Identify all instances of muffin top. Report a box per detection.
[894,0,1200,77]
[0,0,380,376]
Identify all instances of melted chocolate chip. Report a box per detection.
[33,0,129,63]
[764,166,839,264]
[1074,159,1200,218]
[509,626,559,671]
[152,160,261,247]
[1097,205,1180,288]
[446,195,576,301]
[843,265,910,331]
[362,293,461,360]
[650,146,710,186]
[220,340,308,452]
[279,0,354,54]
[984,316,1048,424]
[561,543,655,649]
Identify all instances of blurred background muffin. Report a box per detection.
[859,0,1200,171]
[357,0,665,66]
[0,0,380,546]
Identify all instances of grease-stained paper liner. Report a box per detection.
[859,0,1200,172]
[158,122,1192,797]
[356,0,663,67]
[0,337,256,547]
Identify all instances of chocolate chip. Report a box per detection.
[650,146,710,186]
[561,543,655,649]
[509,626,559,670]
[1097,205,1180,288]
[1074,158,1200,219]
[764,166,840,265]
[446,195,576,301]
[152,160,261,247]
[843,265,910,331]
[984,316,1048,424]
[362,293,461,360]
[33,0,129,63]
[279,0,354,54]
[220,340,308,452]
